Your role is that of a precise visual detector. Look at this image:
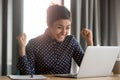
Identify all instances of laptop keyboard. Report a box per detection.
[54,73,77,78]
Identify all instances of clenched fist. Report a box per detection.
[16,33,26,57]
[81,28,93,46]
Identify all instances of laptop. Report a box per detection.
[54,46,120,78]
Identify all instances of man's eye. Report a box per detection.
[57,26,62,28]
[66,27,70,30]
[66,26,70,30]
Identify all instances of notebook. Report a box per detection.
[54,46,120,78]
[8,75,48,80]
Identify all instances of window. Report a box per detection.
[23,0,71,43]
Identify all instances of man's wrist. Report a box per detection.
[19,48,26,57]
[86,40,93,46]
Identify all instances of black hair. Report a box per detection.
[47,5,71,27]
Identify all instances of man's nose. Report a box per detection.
[61,29,66,35]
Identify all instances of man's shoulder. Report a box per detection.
[66,35,76,40]
[27,34,44,44]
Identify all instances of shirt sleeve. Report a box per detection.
[16,39,35,75]
[72,37,84,66]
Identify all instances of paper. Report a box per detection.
[8,75,48,80]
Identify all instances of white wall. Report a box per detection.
[0,0,2,76]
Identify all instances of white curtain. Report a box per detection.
[0,0,23,75]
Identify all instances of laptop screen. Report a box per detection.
[77,46,120,78]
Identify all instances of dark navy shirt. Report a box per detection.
[17,33,84,75]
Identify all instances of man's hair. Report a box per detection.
[47,5,71,27]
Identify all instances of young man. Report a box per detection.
[17,5,93,75]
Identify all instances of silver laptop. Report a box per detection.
[54,46,120,78]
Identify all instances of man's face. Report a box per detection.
[49,19,71,42]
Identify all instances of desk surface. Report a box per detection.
[0,75,120,80]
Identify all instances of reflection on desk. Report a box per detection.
[0,74,120,80]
